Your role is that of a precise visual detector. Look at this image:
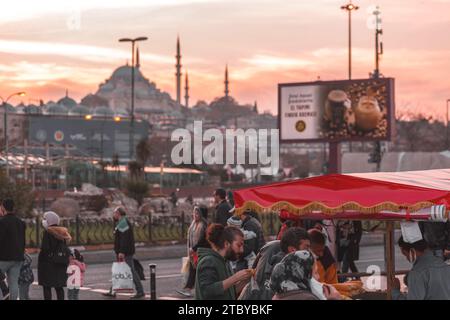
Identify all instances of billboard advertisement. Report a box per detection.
[278,78,395,142]
[28,116,150,159]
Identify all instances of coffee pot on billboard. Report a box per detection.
[354,87,382,131]
[324,90,353,131]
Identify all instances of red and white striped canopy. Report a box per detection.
[234,169,450,221]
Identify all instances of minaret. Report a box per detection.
[184,72,189,108]
[224,64,229,98]
[253,101,258,113]
[175,36,182,105]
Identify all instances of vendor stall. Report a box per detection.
[234,169,450,299]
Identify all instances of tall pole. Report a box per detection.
[348,9,352,79]
[130,41,135,161]
[3,102,8,178]
[370,6,383,172]
[341,2,359,80]
[446,99,450,150]
[119,36,148,161]
[1,91,26,179]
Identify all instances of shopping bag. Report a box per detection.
[112,262,134,293]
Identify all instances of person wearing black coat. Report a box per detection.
[0,199,26,300]
[235,210,266,272]
[213,188,232,226]
[37,211,72,300]
[103,207,144,299]
[337,220,362,275]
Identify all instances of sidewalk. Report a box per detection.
[29,230,401,268]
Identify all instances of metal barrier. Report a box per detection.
[25,212,281,248]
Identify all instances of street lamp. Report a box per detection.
[1,91,26,178]
[341,1,359,80]
[118,36,148,161]
[446,99,450,150]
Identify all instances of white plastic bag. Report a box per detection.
[112,262,134,292]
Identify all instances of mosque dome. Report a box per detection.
[57,91,77,108]
[47,104,69,115]
[94,106,114,116]
[69,105,91,116]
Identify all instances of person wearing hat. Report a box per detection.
[391,222,450,300]
[227,216,258,272]
[235,210,265,272]
[38,211,72,300]
[0,199,26,300]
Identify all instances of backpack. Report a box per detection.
[238,240,283,300]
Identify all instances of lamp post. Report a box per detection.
[1,91,26,178]
[341,1,359,80]
[446,99,450,150]
[118,36,148,161]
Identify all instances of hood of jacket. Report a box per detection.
[47,226,72,242]
[197,247,225,263]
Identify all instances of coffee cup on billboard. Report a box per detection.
[354,87,382,131]
[324,90,351,130]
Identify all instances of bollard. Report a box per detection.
[149,264,156,300]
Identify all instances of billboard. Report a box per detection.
[28,116,150,160]
[278,78,395,142]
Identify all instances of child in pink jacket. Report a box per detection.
[67,249,86,300]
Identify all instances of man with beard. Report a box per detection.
[195,224,252,300]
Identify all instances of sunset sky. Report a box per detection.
[0,0,449,119]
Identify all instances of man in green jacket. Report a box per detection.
[195,224,252,300]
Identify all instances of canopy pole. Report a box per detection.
[328,142,341,174]
[384,221,395,300]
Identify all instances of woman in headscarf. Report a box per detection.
[38,211,72,300]
[179,206,209,296]
[270,250,342,300]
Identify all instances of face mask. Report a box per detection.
[42,220,48,230]
[310,278,327,300]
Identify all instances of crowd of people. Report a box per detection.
[1,187,449,300]
[0,199,144,300]
[184,188,450,300]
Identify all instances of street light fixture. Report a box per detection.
[118,36,148,161]
[341,1,359,80]
[1,91,26,178]
[446,99,450,150]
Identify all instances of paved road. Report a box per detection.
[24,244,412,300]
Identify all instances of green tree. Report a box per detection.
[0,170,34,217]
[127,160,143,180]
[124,179,150,206]
[136,138,152,168]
